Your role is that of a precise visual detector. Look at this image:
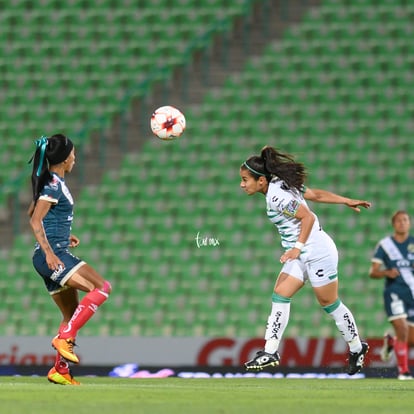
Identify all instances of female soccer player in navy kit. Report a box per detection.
[28,134,112,385]
[240,146,370,375]
[369,210,414,380]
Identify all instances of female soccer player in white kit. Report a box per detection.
[240,146,370,375]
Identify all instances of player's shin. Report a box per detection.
[60,281,112,339]
[264,293,291,354]
[323,299,362,352]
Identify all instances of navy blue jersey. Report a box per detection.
[372,235,414,292]
[36,172,74,250]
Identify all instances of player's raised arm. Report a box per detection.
[304,188,371,212]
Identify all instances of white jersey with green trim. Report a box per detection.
[265,178,321,251]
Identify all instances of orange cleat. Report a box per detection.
[52,337,79,364]
[47,367,80,385]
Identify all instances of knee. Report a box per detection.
[100,280,112,294]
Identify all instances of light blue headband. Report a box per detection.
[34,135,48,177]
[243,161,266,176]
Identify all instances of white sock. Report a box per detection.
[264,294,291,354]
[324,299,362,353]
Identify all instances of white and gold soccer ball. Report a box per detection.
[150,105,186,140]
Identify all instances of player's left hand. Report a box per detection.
[280,248,301,263]
[345,199,371,212]
[69,234,80,247]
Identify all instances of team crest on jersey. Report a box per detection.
[283,200,300,217]
[408,243,414,254]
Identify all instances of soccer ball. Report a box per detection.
[150,105,186,140]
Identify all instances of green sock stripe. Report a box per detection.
[323,298,341,314]
[272,292,291,303]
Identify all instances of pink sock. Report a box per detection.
[54,323,70,373]
[54,352,69,374]
[394,340,409,374]
[58,322,69,337]
[60,285,110,339]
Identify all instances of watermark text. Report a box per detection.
[195,232,220,248]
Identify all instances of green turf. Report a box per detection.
[0,377,413,414]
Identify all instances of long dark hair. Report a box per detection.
[29,134,74,203]
[241,146,307,192]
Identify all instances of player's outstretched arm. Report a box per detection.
[304,188,371,212]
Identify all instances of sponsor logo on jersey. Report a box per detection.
[51,265,65,281]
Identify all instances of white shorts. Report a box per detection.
[281,229,339,288]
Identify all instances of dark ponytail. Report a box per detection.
[261,146,306,191]
[30,136,52,203]
[241,146,306,192]
[29,134,74,203]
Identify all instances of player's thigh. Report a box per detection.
[67,263,107,292]
[275,260,306,297]
[274,273,304,297]
[312,280,339,307]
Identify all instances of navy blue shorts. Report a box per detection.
[383,284,414,324]
[32,247,85,295]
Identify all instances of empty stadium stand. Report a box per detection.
[1,0,413,341]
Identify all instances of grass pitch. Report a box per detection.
[0,376,413,414]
